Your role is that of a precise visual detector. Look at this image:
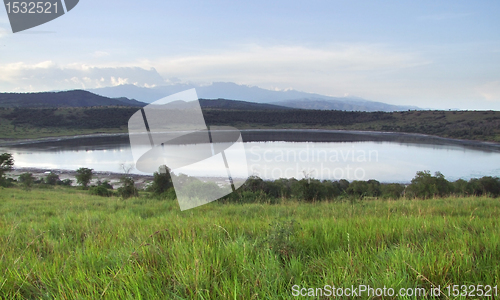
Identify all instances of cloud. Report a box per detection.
[0,62,167,91]
[0,44,432,103]
[477,81,500,101]
[136,44,430,97]
[0,27,9,38]
[149,44,427,74]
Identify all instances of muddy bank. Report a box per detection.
[6,167,154,190]
[6,168,233,190]
[2,129,500,151]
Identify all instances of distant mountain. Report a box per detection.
[0,90,146,108]
[88,82,420,112]
[271,98,419,112]
[87,84,180,103]
[199,99,292,110]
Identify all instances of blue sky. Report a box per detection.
[0,0,499,109]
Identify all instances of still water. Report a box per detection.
[2,130,500,183]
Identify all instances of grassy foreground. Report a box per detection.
[0,188,499,299]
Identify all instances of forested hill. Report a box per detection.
[0,91,293,110]
[0,90,146,108]
[1,106,500,143]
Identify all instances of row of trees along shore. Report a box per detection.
[1,153,500,201]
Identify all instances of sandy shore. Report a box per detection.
[1,129,499,149]
[6,167,154,189]
[6,168,234,189]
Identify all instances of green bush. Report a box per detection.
[89,185,114,197]
[45,172,60,185]
[117,176,138,199]
[380,183,405,199]
[407,171,452,199]
[18,172,35,191]
[0,153,14,187]
[60,179,73,186]
[75,167,93,189]
[147,166,173,196]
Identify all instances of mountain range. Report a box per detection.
[88,82,420,112]
[0,90,145,108]
[0,90,295,110]
[0,82,420,112]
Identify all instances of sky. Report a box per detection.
[0,0,499,109]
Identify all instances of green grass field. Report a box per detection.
[0,187,499,299]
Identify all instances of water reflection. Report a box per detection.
[1,130,500,183]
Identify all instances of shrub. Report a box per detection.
[18,172,35,191]
[60,179,73,186]
[117,176,138,199]
[477,176,500,197]
[407,171,452,199]
[453,179,469,196]
[45,172,60,185]
[147,166,173,196]
[291,179,328,202]
[347,180,381,198]
[89,185,114,197]
[96,180,113,189]
[380,183,405,199]
[75,168,93,189]
[0,153,14,187]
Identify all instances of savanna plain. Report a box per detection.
[0,186,499,299]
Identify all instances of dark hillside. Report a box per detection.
[0,90,146,108]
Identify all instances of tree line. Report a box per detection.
[2,107,500,142]
[2,153,499,202]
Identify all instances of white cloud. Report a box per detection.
[135,44,430,98]
[148,44,427,75]
[0,43,496,109]
[0,27,9,38]
[110,76,129,86]
[477,81,500,101]
[0,62,166,91]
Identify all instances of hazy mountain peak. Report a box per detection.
[87,82,420,112]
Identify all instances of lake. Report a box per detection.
[2,130,500,183]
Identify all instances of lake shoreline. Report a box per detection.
[1,129,500,152]
[5,167,154,189]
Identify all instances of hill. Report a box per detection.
[0,90,146,108]
[1,105,499,143]
[199,99,292,110]
[88,82,421,112]
[270,97,419,112]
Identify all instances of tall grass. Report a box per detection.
[0,187,499,299]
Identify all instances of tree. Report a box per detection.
[0,153,14,186]
[477,176,500,197]
[407,171,452,199]
[380,183,405,199]
[45,172,60,185]
[75,168,93,188]
[18,172,35,191]
[147,165,173,196]
[117,176,138,199]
